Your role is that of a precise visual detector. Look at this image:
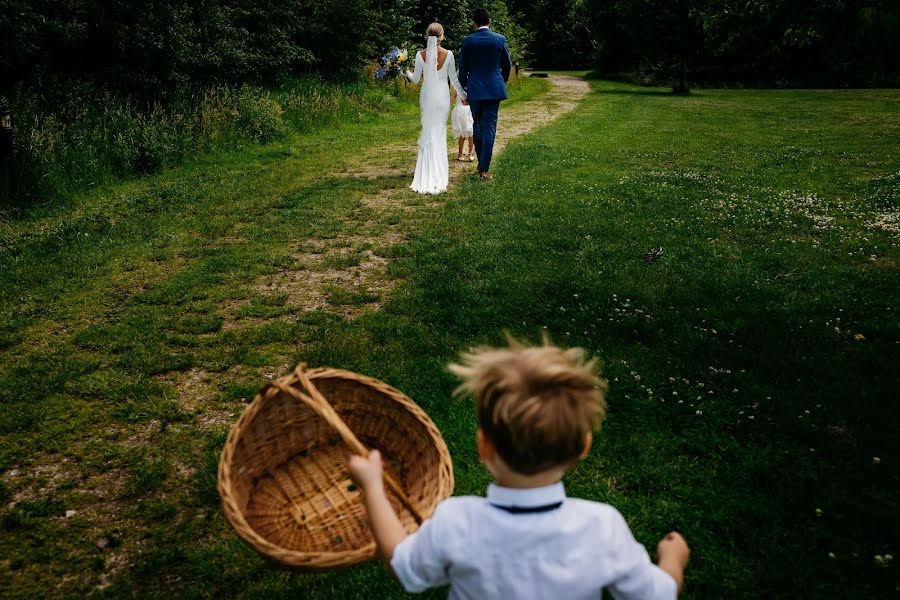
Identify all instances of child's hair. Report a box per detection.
[449,336,607,475]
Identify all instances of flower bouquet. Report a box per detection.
[375,47,409,80]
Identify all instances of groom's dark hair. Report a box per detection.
[473,8,491,26]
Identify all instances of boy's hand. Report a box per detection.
[657,531,690,568]
[348,449,406,567]
[348,449,384,493]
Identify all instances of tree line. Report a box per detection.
[0,0,526,100]
[1,0,897,100]
[512,0,900,88]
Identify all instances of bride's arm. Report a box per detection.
[406,52,424,84]
[447,52,466,101]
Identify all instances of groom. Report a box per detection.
[458,8,512,181]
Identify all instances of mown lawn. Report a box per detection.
[1,77,898,598]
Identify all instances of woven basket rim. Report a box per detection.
[217,366,454,569]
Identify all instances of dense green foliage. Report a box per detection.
[1,0,897,97]
[412,0,531,64]
[0,0,531,99]
[0,0,415,95]
[510,0,900,87]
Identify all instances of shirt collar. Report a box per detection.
[487,482,566,508]
[477,26,490,30]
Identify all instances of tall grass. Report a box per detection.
[0,76,409,209]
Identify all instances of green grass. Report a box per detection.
[388,82,900,597]
[1,75,898,598]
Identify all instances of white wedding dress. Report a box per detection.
[406,36,466,194]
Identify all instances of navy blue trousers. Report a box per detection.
[470,100,501,174]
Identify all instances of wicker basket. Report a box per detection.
[217,364,454,570]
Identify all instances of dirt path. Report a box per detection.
[249,75,591,321]
[172,75,592,431]
[340,75,590,182]
[122,76,593,422]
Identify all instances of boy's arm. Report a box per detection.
[348,450,407,568]
[656,532,690,593]
[606,510,687,599]
[349,450,452,593]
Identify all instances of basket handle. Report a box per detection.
[275,364,424,524]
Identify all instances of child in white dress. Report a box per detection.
[450,87,475,162]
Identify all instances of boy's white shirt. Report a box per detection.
[391,482,677,600]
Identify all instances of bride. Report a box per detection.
[406,23,467,195]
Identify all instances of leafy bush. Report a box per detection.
[506,0,900,87]
[409,0,530,64]
[235,87,285,143]
[0,0,416,98]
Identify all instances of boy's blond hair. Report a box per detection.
[449,336,607,475]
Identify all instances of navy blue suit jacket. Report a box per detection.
[458,28,512,101]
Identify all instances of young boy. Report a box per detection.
[348,338,690,598]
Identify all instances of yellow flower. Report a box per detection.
[398,51,408,63]
[853,333,865,341]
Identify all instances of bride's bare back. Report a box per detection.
[420,47,449,70]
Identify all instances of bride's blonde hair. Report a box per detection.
[426,22,444,42]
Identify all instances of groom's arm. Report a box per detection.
[500,37,512,83]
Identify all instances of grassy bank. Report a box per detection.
[0,76,897,598]
[0,76,411,208]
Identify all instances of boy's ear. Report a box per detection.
[476,429,494,461]
[578,432,593,460]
